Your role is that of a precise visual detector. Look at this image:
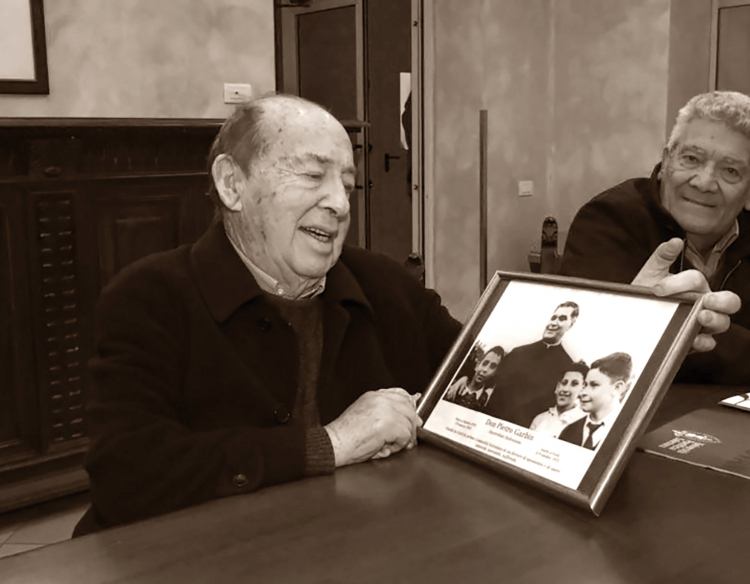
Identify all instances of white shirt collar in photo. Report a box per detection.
[582,405,621,449]
[461,385,493,402]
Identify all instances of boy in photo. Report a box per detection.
[530,361,588,438]
[444,346,505,412]
[559,352,632,450]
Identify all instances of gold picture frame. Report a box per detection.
[417,271,703,515]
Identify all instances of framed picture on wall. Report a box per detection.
[416,271,704,515]
[0,0,49,94]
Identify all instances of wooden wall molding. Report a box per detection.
[0,119,223,180]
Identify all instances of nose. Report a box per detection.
[322,178,351,219]
[690,162,719,192]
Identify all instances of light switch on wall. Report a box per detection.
[224,83,254,104]
[518,180,533,197]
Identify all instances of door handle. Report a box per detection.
[384,153,401,172]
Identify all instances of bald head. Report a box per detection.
[207,94,349,209]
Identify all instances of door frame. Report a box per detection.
[412,0,432,285]
[709,0,750,90]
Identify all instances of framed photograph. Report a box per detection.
[0,0,49,94]
[417,271,703,515]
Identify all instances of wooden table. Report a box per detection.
[1,384,748,584]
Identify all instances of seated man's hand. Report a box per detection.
[632,238,741,353]
[325,388,422,467]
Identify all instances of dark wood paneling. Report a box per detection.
[0,188,36,462]
[0,119,219,512]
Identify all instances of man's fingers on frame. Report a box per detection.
[698,309,730,334]
[703,290,741,315]
[691,333,716,354]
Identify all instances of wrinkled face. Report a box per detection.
[554,371,584,411]
[578,369,622,419]
[234,104,356,292]
[542,307,576,345]
[660,119,750,252]
[473,351,502,386]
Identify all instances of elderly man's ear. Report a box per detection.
[212,154,244,212]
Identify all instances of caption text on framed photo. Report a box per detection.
[417,272,703,515]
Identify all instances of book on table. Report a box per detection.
[639,405,750,481]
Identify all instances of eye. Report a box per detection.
[721,166,743,184]
[678,153,701,168]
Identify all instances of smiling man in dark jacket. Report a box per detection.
[561,91,750,385]
[74,95,462,534]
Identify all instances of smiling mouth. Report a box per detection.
[683,195,715,208]
[301,226,335,243]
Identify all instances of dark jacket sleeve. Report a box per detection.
[559,191,658,283]
[84,267,307,529]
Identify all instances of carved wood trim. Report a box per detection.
[0,119,221,181]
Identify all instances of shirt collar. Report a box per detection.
[190,220,372,323]
[683,219,740,279]
[464,385,492,398]
[586,405,620,429]
[554,404,583,421]
[227,236,326,300]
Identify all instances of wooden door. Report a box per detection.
[276,0,414,264]
[712,0,750,92]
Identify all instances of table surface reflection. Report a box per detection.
[1,384,749,584]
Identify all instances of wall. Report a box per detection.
[549,0,670,242]
[428,0,671,320]
[0,0,275,118]
[666,0,712,128]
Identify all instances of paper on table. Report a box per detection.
[719,392,750,413]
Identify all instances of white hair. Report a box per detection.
[667,91,750,152]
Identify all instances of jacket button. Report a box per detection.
[274,406,291,424]
[257,317,272,332]
[232,473,249,488]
